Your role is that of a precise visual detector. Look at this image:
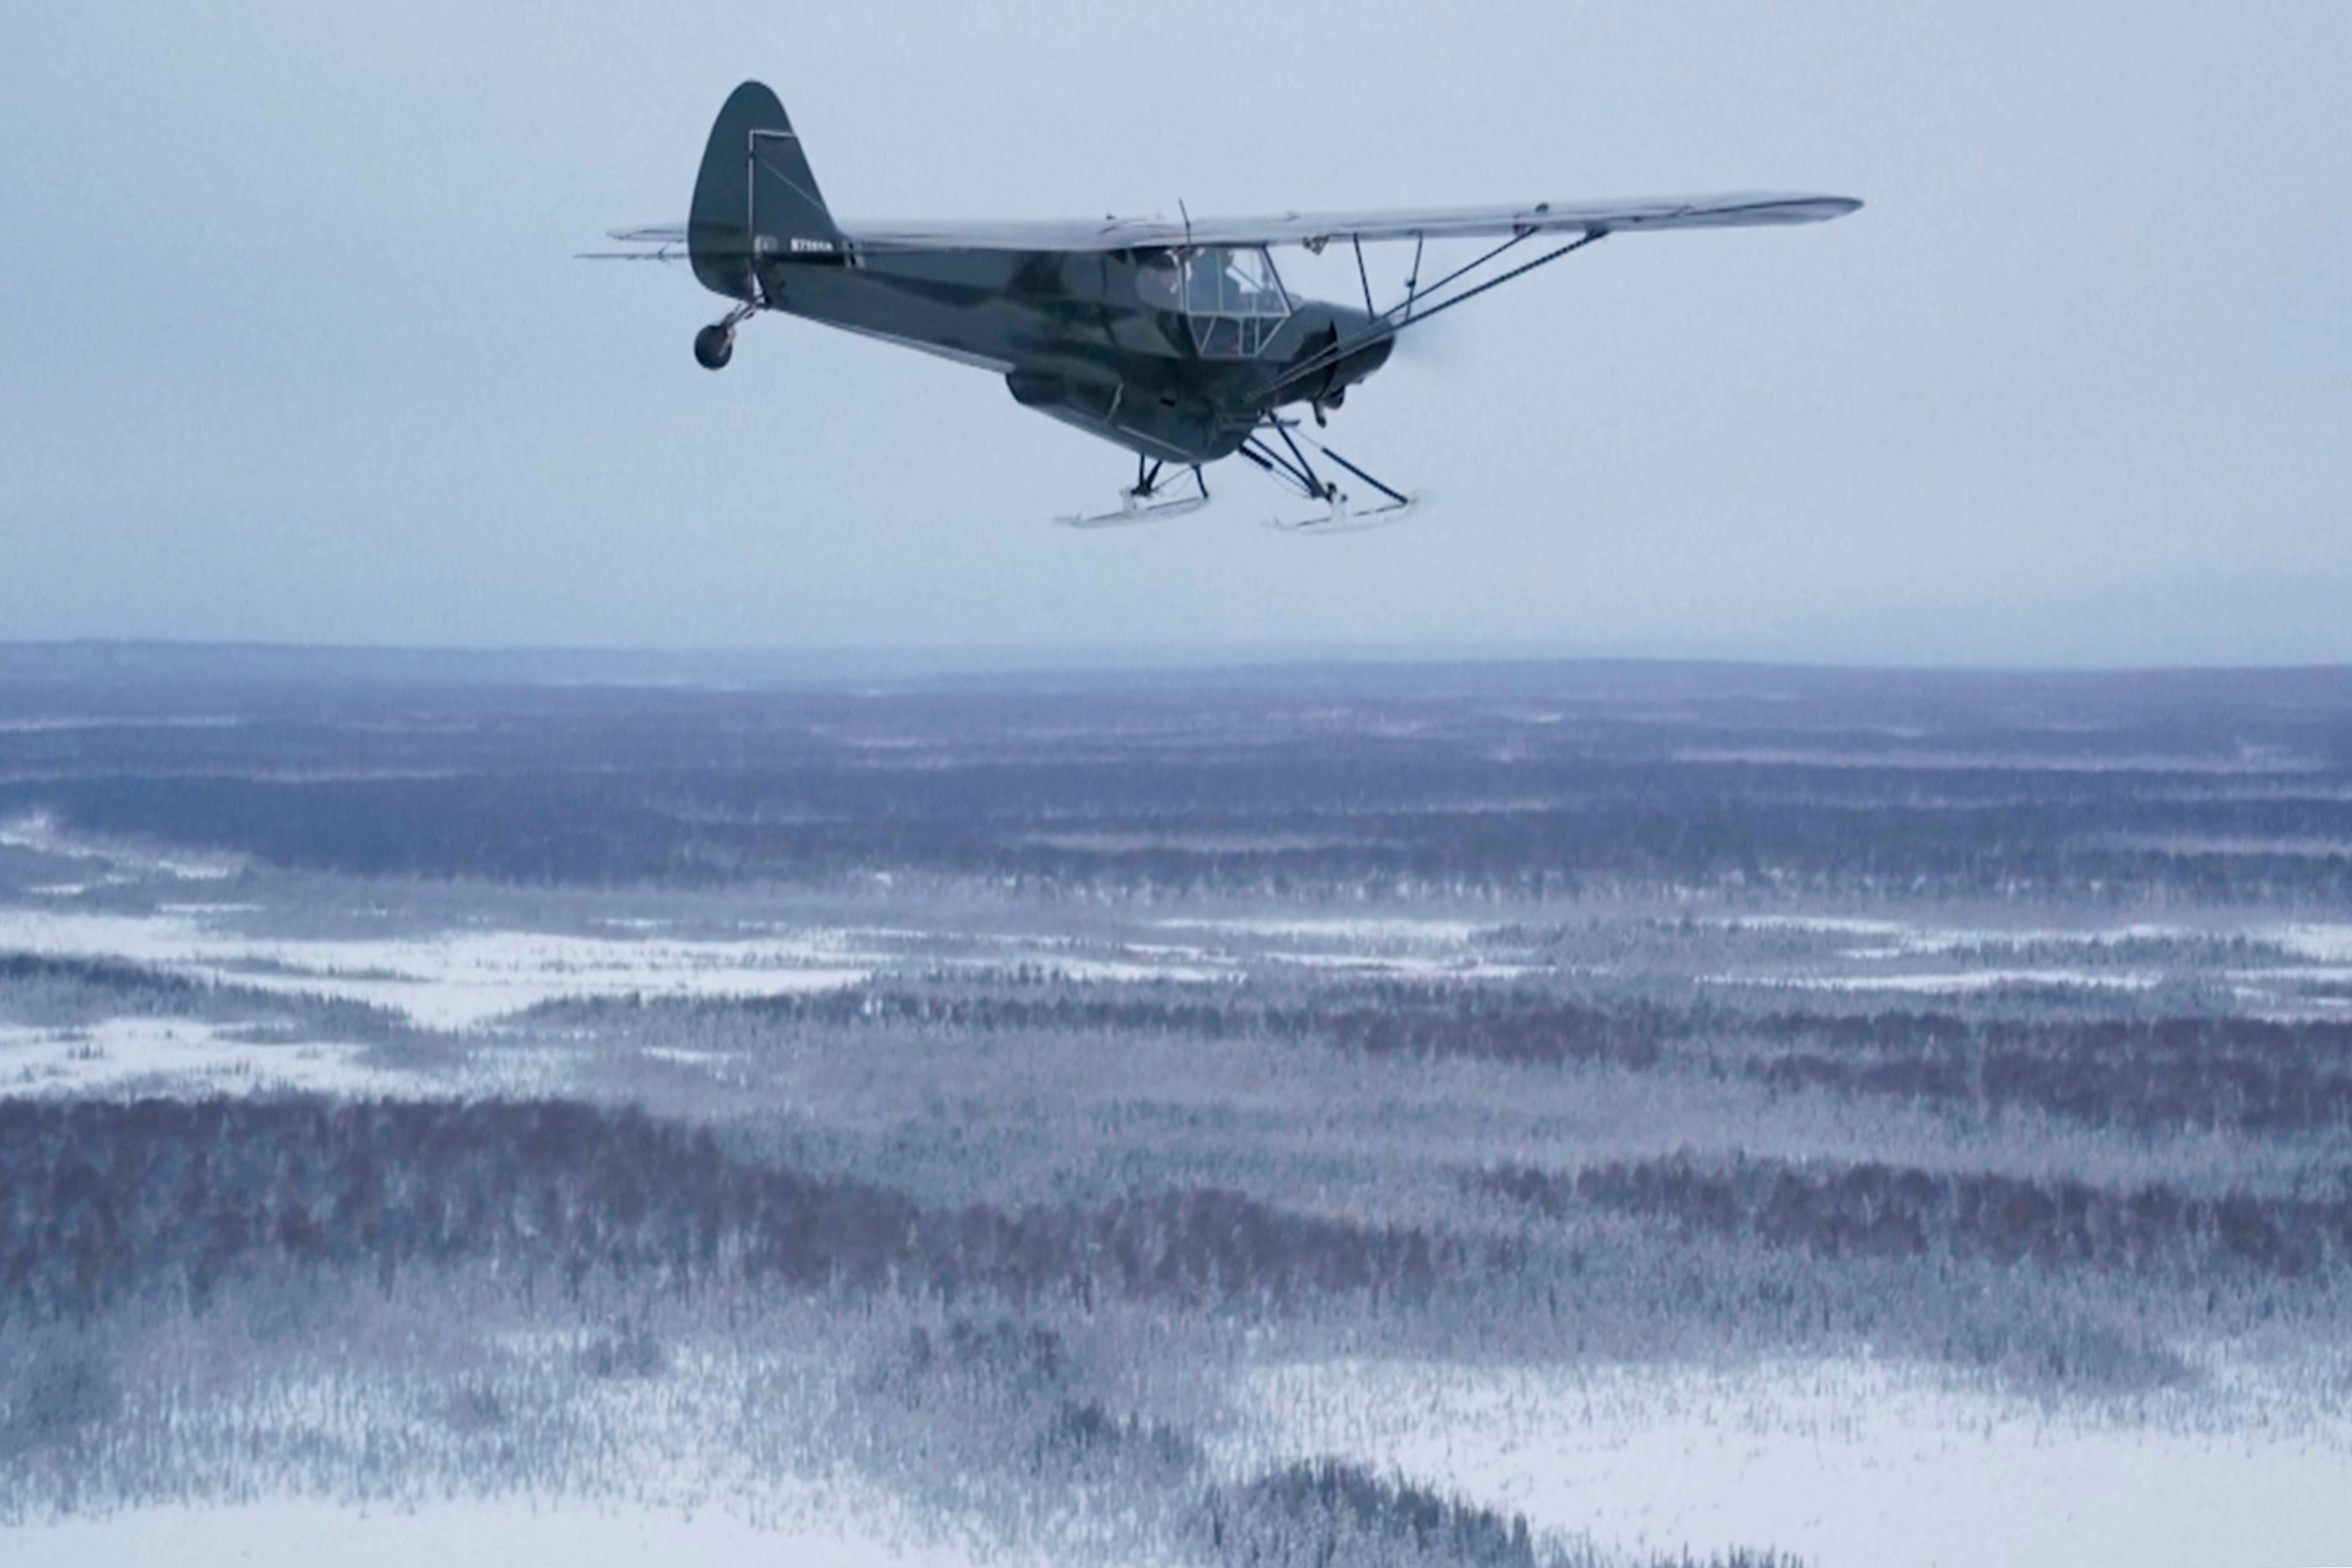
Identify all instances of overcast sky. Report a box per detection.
[2,2,2346,664]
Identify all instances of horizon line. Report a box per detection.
[2,637,2350,681]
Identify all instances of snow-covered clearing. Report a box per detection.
[1,1491,1016,1568]
[1229,1354,2352,1568]
[1260,951,1539,981]
[0,1018,422,1098]
[1157,916,1493,945]
[0,907,878,1030]
[0,900,1552,1031]
[1698,913,2352,1011]
[1705,968,2167,995]
[2274,924,2352,963]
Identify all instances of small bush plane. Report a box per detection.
[595,82,1858,529]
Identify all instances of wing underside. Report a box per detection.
[602,192,1858,257]
[847,194,1858,253]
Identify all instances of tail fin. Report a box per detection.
[688,81,845,299]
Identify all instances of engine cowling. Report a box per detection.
[1280,317,1395,413]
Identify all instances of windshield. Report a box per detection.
[1136,246,1292,356]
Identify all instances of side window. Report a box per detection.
[1136,253,1185,312]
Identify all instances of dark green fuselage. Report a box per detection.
[748,249,1390,465]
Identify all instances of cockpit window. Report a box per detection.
[1136,246,1292,357]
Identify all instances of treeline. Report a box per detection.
[743,987,1684,1072]
[1319,992,1670,1070]
[0,951,428,1044]
[590,984,2352,1132]
[10,660,2352,899]
[609,983,1678,1072]
[579,983,2352,1131]
[1750,1010,2352,1131]
[1483,1158,2352,1280]
[1194,1461,1542,1568]
[1190,1460,1800,1568]
[0,955,198,997]
[18,744,2352,900]
[0,1098,1470,1323]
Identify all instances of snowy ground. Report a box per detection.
[1700,912,2352,1011]
[1227,1354,2352,1568]
[0,905,880,1031]
[0,1017,417,1098]
[4,1493,1021,1568]
[0,890,1550,1039]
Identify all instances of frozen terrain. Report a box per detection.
[4,652,2351,1567]
[6,1493,1009,1568]
[0,895,880,1031]
[1231,1354,2352,1568]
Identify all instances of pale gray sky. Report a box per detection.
[2,1,2346,663]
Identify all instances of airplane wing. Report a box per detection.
[600,193,1858,257]
[839,193,1859,254]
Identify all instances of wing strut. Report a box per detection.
[1266,226,1611,405]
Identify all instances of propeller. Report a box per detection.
[1389,309,1473,376]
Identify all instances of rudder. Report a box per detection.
[688,81,844,300]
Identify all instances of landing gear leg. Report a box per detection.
[1238,418,1418,532]
[694,300,758,371]
[1054,459,1212,529]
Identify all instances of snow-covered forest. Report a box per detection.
[3,650,2348,1567]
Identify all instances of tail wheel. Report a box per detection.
[693,323,734,371]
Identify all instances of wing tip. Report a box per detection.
[1776,194,1863,222]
